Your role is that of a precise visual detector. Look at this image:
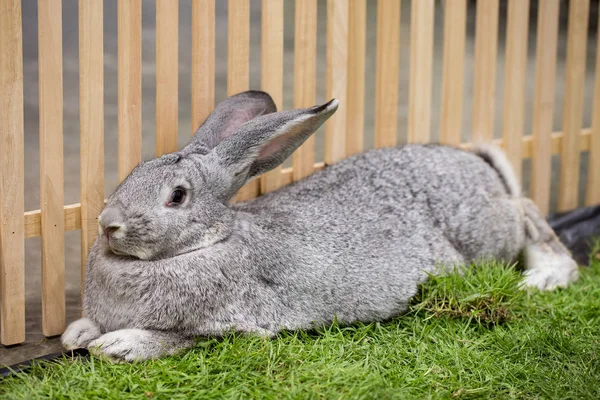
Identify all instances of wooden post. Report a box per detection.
[39,0,65,336]
[192,0,215,137]
[440,0,466,146]
[501,0,529,182]
[374,0,400,148]
[260,0,284,193]
[531,0,560,214]
[472,0,499,142]
[325,0,349,165]
[118,0,142,181]
[0,0,25,345]
[558,0,589,211]
[292,0,318,181]
[346,0,366,157]
[156,0,179,157]
[408,0,434,144]
[587,11,600,206]
[79,0,104,301]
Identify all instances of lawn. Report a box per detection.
[1,249,599,399]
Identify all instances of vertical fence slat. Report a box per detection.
[292,0,317,181]
[374,0,400,148]
[156,0,178,157]
[0,0,25,345]
[325,0,348,165]
[260,0,284,193]
[587,11,600,206]
[118,0,142,181]
[440,0,466,146]
[558,0,589,211]
[531,0,560,215]
[408,0,434,143]
[501,0,529,182]
[192,0,215,135]
[39,0,65,336]
[79,0,104,299]
[229,0,256,201]
[472,0,499,142]
[346,0,366,156]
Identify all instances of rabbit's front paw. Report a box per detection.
[61,318,102,350]
[88,329,191,363]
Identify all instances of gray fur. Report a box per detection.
[62,91,578,362]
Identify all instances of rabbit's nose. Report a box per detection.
[98,207,125,236]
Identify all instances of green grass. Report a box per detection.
[2,251,599,399]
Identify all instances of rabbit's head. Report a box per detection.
[97,91,338,260]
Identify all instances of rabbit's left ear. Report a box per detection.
[207,99,338,198]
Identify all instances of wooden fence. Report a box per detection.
[0,0,598,345]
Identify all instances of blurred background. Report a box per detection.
[2,0,598,364]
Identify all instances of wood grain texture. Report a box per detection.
[440,0,466,146]
[228,0,257,201]
[472,0,499,142]
[408,0,434,143]
[192,0,214,135]
[374,0,400,148]
[325,0,348,165]
[79,0,104,301]
[501,0,529,183]
[587,10,600,206]
[292,0,317,181]
[531,0,560,215]
[0,0,25,345]
[39,0,65,336]
[156,0,179,157]
[260,0,284,194]
[346,0,366,156]
[118,0,142,181]
[558,0,589,211]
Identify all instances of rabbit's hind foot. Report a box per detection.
[521,242,579,291]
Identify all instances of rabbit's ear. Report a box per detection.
[188,90,277,154]
[208,99,338,198]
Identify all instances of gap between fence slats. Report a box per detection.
[501,0,530,183]
[346,0,366,157]
[587,10,600,206]
[558,0,589,212]
[79,0,105,302]
[229,0,257,201]
[39,0,65,336]
[0,0,25,346]
[472,0,499,142]
[440,0,466,146]
[24,129,594,240]
[374,0,400,148]
[156,0,178,157]
[260,0,284,194]
[118,0,142,181]
[531,0,560,215]
[325,0,348,165]
[408,0,434,143]
[292,0,317,181]
[192,0,214,136]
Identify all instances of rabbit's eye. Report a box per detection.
[167,188,186,207]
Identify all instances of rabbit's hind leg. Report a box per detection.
[520,199,579,290]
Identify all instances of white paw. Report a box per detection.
[88,329,188,362]
[61,318,102,350]
[522,245,579,290]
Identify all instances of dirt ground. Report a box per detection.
[2,0,598,365]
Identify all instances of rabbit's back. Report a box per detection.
[233,144,525,328]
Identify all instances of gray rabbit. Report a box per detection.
[62,91,579,362]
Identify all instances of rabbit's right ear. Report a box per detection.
[206,99,338,200]
[186,90,277,154]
